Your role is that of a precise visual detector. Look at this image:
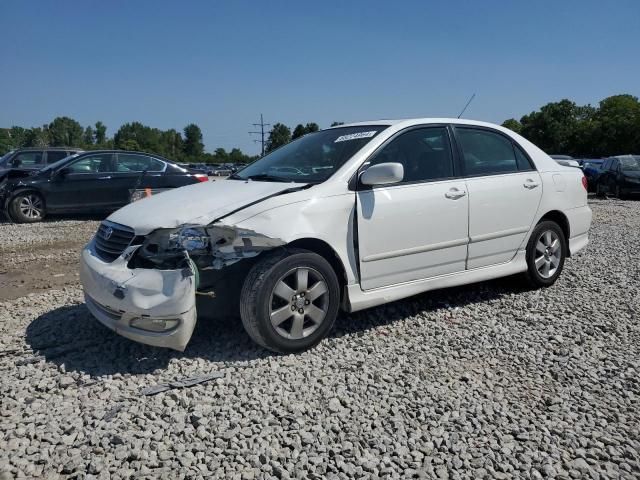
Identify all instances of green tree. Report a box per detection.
[292,124,306,140]
[183,123,204,158]
[0,129,12,155]
[24,127,50,147]
[94,121,107,145]
[48,116,84,147]
[83,126,94,146]
[160,129,183,159]
[213,147,228,163]
[266,123,291,152]
[330,122,344,127]
[591,94,640,156]
[501,118,522,134]
[305,122,319,134]
[114,122,162,153]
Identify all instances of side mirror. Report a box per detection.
[360,162,404,186]
[55,167,71,178]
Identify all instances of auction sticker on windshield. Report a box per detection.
[334,131,377,143]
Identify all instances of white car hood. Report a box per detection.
[107,179,306,235]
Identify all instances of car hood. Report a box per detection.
[107,179,308,235]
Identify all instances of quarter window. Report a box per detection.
[457,128,521,176]
[116,154,164,172]
[369,127,454,183]
[67,154,112,173]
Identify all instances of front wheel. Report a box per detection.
[523,221,566,288]
[10,192,46,223]
[240,248,340,353]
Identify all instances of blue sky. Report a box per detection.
[1,0,638,154]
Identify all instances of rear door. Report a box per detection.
[357,126,469,290]
[111,153,167,206]
[46,153,116,211]
[453,126,542,269]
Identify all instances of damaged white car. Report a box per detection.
[80,119,592,353]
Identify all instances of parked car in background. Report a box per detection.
[80,118,591,353]
[0,147,83,170]
[0,150,208,223]
[596,155,640,199]
[210,165,233,176]
[578,159,605,192]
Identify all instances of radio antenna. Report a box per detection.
[457,93,476,118]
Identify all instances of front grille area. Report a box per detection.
[94,221,135,262]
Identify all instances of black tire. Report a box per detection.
[523,221,566,288]
[239,248,340,353]
[615,184,627,200]
[9,191,46,223]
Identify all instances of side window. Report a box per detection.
[602,159,611,171]
[115,154,164,172]
[457,128,518,176]
[46,151,69,164]
[369,127,454,183]
[67,154,112,173]
[514,145,534,171]
[610,159,618,171]
[11,151,44,167]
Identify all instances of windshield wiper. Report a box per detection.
[240,173,292,182]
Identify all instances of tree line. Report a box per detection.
[502,94,640,158]
[0,117,258,164]
[265,121,344,152]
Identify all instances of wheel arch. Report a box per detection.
[286,237,348,299]
[537,210,571,256]
[5,187,47,219]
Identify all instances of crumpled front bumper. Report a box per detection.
[80,240,197,351]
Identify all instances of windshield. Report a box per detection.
[231,126,388,183]
[40,153,80,172]
[0,150,15,168]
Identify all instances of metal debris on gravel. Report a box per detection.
[0,199,639,479]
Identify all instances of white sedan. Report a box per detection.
[80,118,591,353]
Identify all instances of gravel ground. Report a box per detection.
[0,199,639,479]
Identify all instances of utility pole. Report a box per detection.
[249,113,270,156]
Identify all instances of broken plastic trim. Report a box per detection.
[130,224,285,271]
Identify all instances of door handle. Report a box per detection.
[98,175,112,180]
[445,188,467,200]
[523,179,540,189]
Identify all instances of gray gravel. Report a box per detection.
[1,199,639,479]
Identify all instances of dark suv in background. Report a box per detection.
[596,155,640,199]
[0,147,83,170]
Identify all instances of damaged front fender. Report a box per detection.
[131,224,286,271]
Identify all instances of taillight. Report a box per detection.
[581,175,588,190]
[195,174,209,182]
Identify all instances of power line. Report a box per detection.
[249,113,270,156]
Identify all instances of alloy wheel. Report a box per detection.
[19,194,43,219]
[534,230,562,279]
[269,267,329,339]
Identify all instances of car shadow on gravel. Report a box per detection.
[24,275,530,377]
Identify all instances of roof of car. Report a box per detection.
[331,118,511,129]
[12,146,83,151]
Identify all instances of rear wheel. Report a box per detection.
[240,248,340,353]
[523,221,566,288]
[10,192,46,223]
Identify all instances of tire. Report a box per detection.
[615,184,627,200]
[240,248,340,353]
[523,221,566,288]
[9,191,46,223]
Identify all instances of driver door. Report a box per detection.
[356,126,469,290]
[46,153,116,212]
